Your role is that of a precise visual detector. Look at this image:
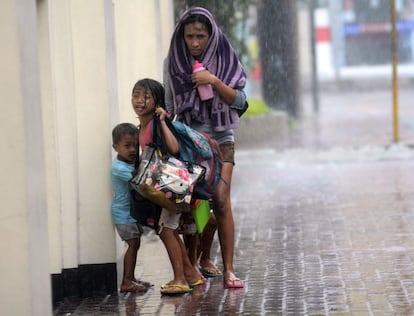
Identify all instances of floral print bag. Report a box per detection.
[130,116,205,213]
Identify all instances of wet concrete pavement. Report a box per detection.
[54,87,414,315]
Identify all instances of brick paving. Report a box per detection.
[54,88,414,315]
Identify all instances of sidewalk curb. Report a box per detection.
[303,77,414,93]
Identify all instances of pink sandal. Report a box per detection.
[224,276,244,289]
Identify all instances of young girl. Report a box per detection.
[132,78,203,295]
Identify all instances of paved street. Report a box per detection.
[54,87,414,315]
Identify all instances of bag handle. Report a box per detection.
[132,115,165,186]
[151,113,169,156]
[134,114,159,170]
[134,128,141,169]
[160,117,195,163]
[139,113,195,167]
[134,114,166,170]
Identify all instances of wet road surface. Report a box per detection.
[54,88,414,315]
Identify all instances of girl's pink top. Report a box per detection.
[139,120,153,152]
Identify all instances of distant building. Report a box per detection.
[312,0,414,79]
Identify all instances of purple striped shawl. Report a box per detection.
[167,7,247,132]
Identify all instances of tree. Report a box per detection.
[257,0,299,116]
[174,0,251,66]
[173,0,300,116]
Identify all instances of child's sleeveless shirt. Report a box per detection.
[138,121,153,152]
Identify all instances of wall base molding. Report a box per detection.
[51,263,117,307]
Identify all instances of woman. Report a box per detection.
[164,7,247,288]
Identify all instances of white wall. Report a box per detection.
[0,0,174,314]
[113,0,174,125]
[70,0,115,265]
[0,0,52,315]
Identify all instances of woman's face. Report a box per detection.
[183,22,209,59]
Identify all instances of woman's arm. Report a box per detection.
[229,89,247,113]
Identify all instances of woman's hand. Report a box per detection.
[193,69,236,105]
[192,69,216,87]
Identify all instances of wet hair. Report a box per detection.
[112,123,138,145]
[131,78,166,109]
[180,13,212,36]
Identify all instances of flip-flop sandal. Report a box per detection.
[224,277,244,289]
[200,265,223,278]
[161,280,175,288]
[120,283,148,293]
[189,278,204,287]
[133,280,153,288]
[160,282,193,295]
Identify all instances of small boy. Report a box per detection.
[111,123,152,293]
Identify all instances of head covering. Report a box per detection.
[167,7,246,132]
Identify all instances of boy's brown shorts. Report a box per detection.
[219,141,235,165]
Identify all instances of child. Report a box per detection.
[111,123,153,293]
[131,78,204,295]
[183,212,223,278]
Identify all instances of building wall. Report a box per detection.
[310,0,414,80]
[0,1,51,315]
[0,0,173,314]
[114,0,174,125]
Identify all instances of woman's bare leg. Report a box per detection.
[198,214,222,275]
[213,162,235,274]
[213,162,243,287]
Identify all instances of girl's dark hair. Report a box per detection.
[132,78,166,109]
[181,13,212,36]
[112,123,138,144]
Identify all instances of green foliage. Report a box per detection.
[245,98,271,117]
[174,0,253,65]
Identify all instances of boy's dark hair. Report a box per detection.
[181,13,212,36]
[132,78,166,109]
[112,123,138,144]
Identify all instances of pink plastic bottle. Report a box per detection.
[193,60,214,101]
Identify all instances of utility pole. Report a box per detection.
[391,0,399,143]
[309,0,319,113]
